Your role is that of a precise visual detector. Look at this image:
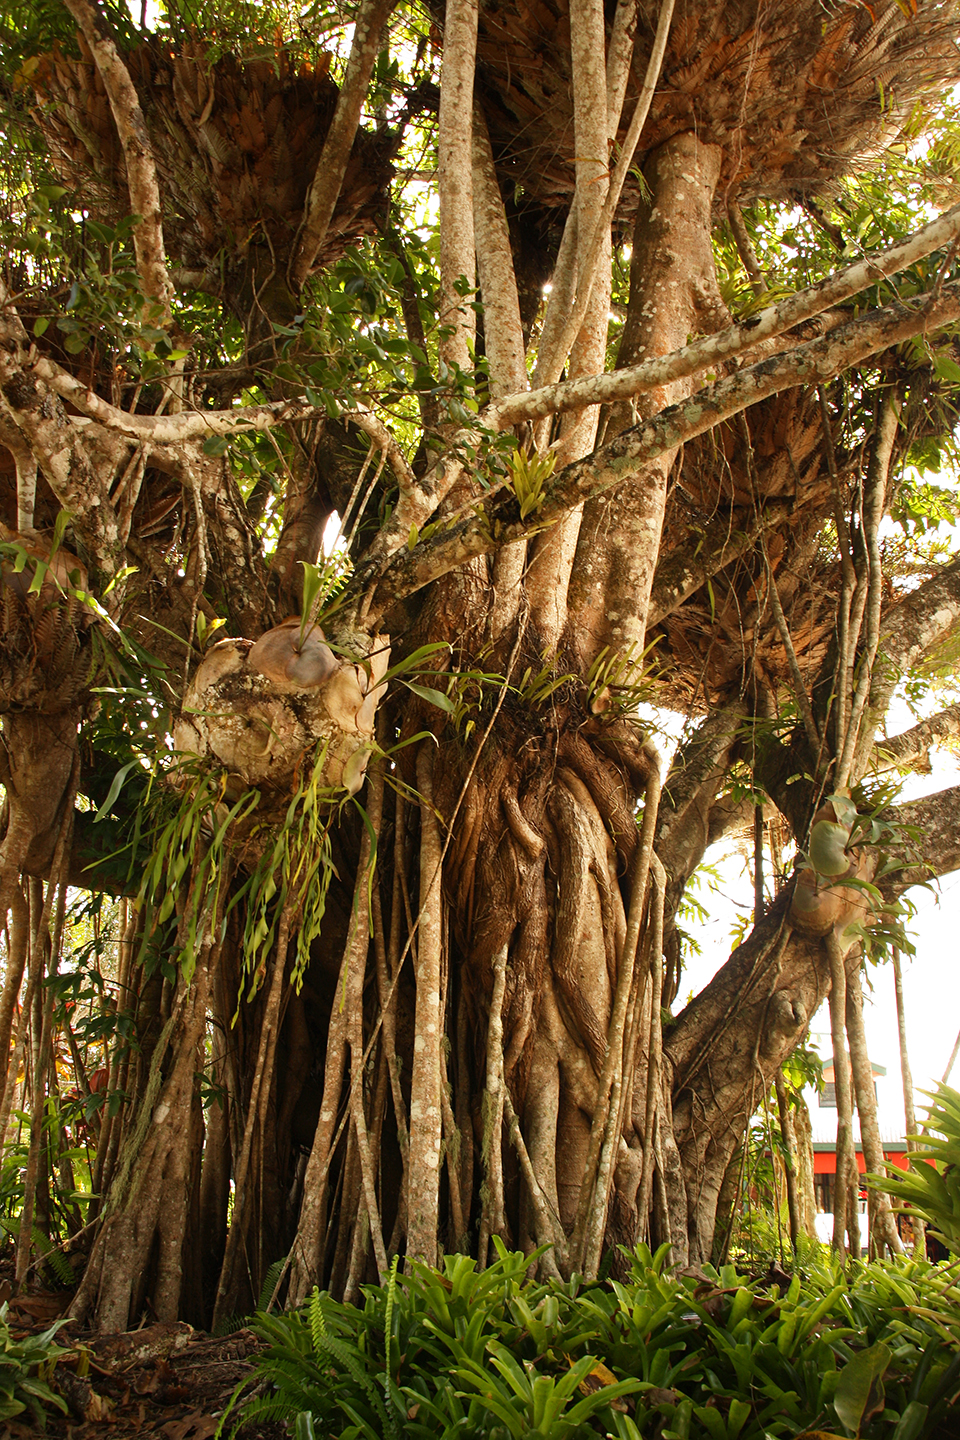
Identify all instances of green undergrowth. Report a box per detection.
[0,1301,69,1427]
[869,1082,960,1256]
[218,1241,960,1439]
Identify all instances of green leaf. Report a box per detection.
[403,682,456,713]
[202,435,231,456]
[85,219,116,243]
[834,1342,890,1436]
[381,642,451,683]
[932,353,960,385]
[891,1401,929,1440]
[94,759,143,821]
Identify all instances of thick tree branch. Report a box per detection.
[667,779,960,1153]
[661,771,960,1262]
[647,500,790,625]
[355,277,960,623]
[532,0,676,389]
[0,332,121,571]
[522,0,614,643]
[755,567,960,842]
[0,411,39,531]
[61,0,173,320]
[656,703,746,912]
[874,703,960,772]
[492,200,960,429]
[605,0,639,131]
[472,106,527,396]
[31,202,959,564]
[27,352,320,442]
[885,783,960,890]
[860,554,960,735]
[839,392,899,786]
[363,201,960,562]
[664,891,824,1256]
[20,354,416,490]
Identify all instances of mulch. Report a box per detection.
[2,1289,288,1439]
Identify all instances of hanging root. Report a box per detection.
[570,759,661,1273]
[824,929,856,1260]
[288,797,379,1304]
[212,896,293,1331]
[478,942,509,1268]
[549,783,609,1073]
[346,766,388,1293]
[405,744,445,1266]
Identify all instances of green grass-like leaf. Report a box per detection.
[218,1240,960,1440]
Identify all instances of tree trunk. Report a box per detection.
[774,1069,801,1251]
[846,964,903,1258]
[892,949,925,1257]
[70,942,215,1330]
[790,1094,818,1240]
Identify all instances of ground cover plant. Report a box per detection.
[0,1301,68,1427]
[871,1083,960,1259]
[218,1243,960,1439]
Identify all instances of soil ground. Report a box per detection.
[2,1285,287,1438]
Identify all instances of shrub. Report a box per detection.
[0,1301,69,1428]
[218,1241,960,1439]
[869,1082,960,1256]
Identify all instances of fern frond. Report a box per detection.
[256,1255,288,1314]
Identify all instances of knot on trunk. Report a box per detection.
[762,990,809,1052]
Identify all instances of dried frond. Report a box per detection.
[29,37,401,280]
[469,0,960,221]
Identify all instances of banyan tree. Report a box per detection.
[1,0,960,1330]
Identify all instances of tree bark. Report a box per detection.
[825,935,856,1257]
[71,942,214,1330]
[406,745,445,1264]
[892,949,925,1257]
[291,0,398,288]
[774,1069,801,1251]
[437,0,479,373]
[60,0,174,319]
[845,964,903,1258]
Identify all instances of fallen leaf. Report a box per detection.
[570,1357,629,1411]
[7,1293,66,1322]
[160,1414,220,1439]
